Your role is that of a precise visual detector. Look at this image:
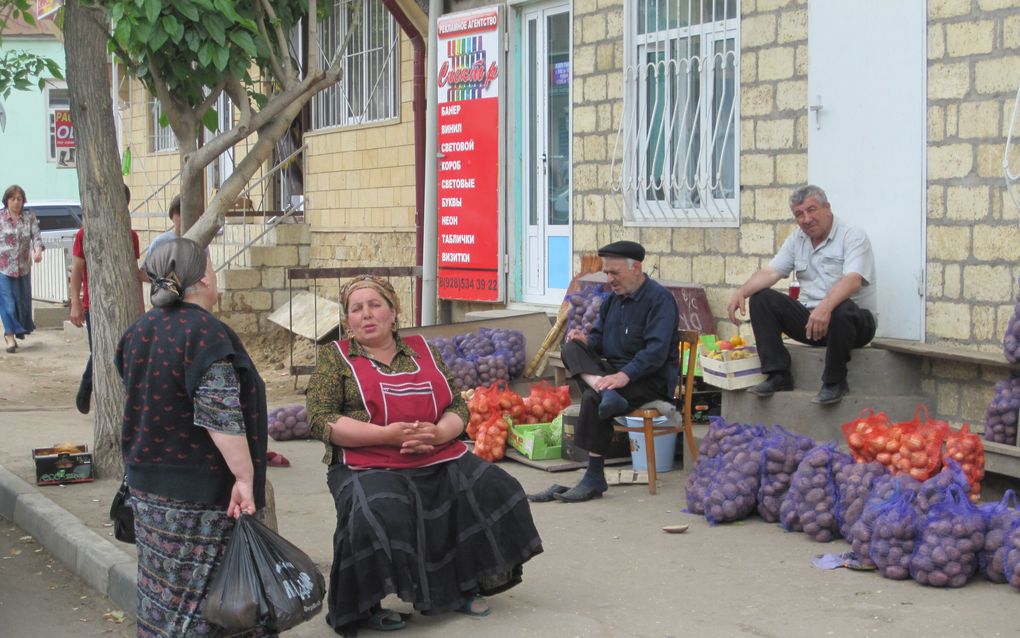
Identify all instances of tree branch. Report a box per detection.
[224,72,251,132]
[255,0,292,85]
[146,56,195,144]
[195,79,226,127]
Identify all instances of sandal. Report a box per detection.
[357,608,407,631]
[267,451,291,467]
[457,595,491,617]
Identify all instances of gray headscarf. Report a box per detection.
[144,238,208,308]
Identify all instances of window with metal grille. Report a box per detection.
[312,0,399,130]
[614,0,739,227]
[150,99,178,153]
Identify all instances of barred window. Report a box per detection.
[615,0,739,227]
[150,99,178,153]
[312,0,399,129]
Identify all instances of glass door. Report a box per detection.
[521,4,571,305]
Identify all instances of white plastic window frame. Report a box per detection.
[311,0,399,131]
[622,0,740,228]
[150,98,178,153]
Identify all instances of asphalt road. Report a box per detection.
[0,515,135,638]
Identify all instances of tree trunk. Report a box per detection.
[64,0,143,478]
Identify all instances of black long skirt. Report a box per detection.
[324,453,543,629]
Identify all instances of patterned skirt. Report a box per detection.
[131,489,275,638]
[324,453,544,630]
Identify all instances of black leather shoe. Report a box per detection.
[812,381,850,405]
[746,373,794,397]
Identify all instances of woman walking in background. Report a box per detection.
[0,185,43,353]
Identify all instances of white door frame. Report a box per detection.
[519,1,571,305]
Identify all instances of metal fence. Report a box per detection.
[31,236,73,304]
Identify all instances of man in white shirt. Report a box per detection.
[726,185,878,405]
[147,195,181,256]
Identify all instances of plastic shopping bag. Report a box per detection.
[203,514,325,632]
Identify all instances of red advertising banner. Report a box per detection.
[54,110,74,148]
[436,8,501,302]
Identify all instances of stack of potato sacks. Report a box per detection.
[683,407,1020,590]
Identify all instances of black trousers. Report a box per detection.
[748,288,876,385]
[79,309,93,398]
[560,340,664,456]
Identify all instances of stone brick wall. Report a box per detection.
[215,223,311,335]
[570,0,809,339]
[924,0,1020,425]
[301,31,419,317]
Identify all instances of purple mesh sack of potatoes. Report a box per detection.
[758,426,816,523]
[835,460,889,539]
[780,442,852,542]
[910,484,986,588]
[979,489,1020,583]
[984,375,1020,445]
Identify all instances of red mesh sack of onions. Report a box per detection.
[943,424,984,502]
[779,442,853,542]
[869,488,921,580]
[979,490,1020,583]
[984,375,1020,445]
[909,483,986,588]
[758,426,816,523]
[848,474,920,570]
[841,408,893,463]
[834,460,889,539]
[703,426,768,525]
[268,405,310,441]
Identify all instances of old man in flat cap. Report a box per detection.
[531,240,679,503]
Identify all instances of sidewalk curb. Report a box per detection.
[0,464,137,616]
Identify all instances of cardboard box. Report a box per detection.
[699,346,766,390]
[508,417,562,461]
[32,444,95,486]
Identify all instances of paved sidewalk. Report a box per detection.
[3,331,1020,637]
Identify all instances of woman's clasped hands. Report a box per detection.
[390,420,441,455]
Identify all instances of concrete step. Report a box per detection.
[721,389,930,444]
[783,341,922,395]
[32,302,68,329]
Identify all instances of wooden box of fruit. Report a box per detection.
[32,443,94,486]
[699,339,765,390]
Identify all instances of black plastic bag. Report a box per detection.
[203,514,325,632]
[109,477,135,544]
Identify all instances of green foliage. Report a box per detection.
[109,0,311,115]
[0,0,65,99]
[0,50,63,99]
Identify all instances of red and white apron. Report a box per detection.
[334,335,467,469]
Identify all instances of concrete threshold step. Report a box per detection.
[783,342,922,395]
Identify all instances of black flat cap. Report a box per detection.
[598,240,645,262]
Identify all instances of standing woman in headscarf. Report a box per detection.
[116,238,271,638]
[0,185,44,353]
[306,275,542,635]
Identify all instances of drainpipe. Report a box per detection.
[421,0,441,326]
[381,0,427,326]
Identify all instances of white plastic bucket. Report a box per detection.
[625,416,676,473]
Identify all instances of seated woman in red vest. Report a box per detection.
[306,276,543,636]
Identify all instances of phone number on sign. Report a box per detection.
[438,276,497,291]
